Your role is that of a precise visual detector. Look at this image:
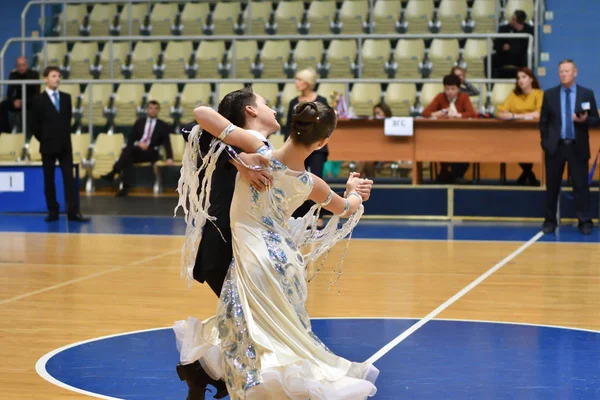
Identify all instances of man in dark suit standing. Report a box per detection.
[100,100,173,197]
[0,56,39,135]
[540,59,599,235]
[31,66,89,222]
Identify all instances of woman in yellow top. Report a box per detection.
[497,67,544,185]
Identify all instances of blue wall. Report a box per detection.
[539,0,600,97]
[1,0,43,80]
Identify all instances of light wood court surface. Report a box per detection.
[0,232,599,398]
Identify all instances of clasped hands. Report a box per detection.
[237,153,373,201]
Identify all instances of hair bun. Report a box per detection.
[291,102,319,135]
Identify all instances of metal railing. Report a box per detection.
[0,76,516,139]
[17,0,540,63]
[1,32,533,96]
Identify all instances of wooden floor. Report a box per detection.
[1,232,599,399]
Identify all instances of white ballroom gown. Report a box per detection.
[174,150,378,400]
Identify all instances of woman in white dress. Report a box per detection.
[174,101,378,399]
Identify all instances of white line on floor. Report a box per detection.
[366,231,545,364]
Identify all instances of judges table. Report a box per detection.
[329,119,600,185]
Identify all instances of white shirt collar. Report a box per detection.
[246,129,270,145]
[45,87,58,97]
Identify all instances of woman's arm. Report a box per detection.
[308,174,371,216]
[193,106,265,153]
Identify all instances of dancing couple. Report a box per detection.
[173,86,377,399]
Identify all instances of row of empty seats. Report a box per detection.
[36,37,496,80]
[53,81,514,129]
[54,0,534,37]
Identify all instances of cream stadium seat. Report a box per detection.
[394,39,425,78]
[81,83,113,127]
[59,4,87,36]
[216,83,245,102]
[316,83,347,104]
[113,84,145,126]
[339,0,369,34]
[212,2,241,35]
[419,83,444,110]
[437,0,467,33]
[471,0,496,33]
[130,41,161,79]
[180,84,212,118]
[58,83,82,125]
[361,39,391,79]
[38,43,68,71]
[490,83,515,111]
[88,4,118,36]
[306,1,336,34]
[245,1,272,35]
[231,40,258,79]
[470,83,488,112]
[385,83,417,117]
[120,3,150,35]
[71,133,91,164]
[428,39,459,78]
[181,3,210,36]
[147,84,179,122]
[98,42,130,79]
[463,39,489,78]
[149,3,179,36]
[404,0,434,33]
[163,41,194,79]
[350,83,382,117]
[67,42,98,79]
[327,39,357,78]
[504,0,534,22]
[274,1,304,35]
[373,0,402,34]
[195,41,226,79]
[89,133,124,180]
[261,40,291,79]
[0,133,25,161]
[293,40,324,74]
[251,83,279,108]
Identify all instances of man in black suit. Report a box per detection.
[31,66,89,222]
[486,10,535,79]
[176,86,277,400]
[100,100,173,197]
[540,59,599,235]
[0,56,39,135]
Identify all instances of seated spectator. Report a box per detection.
[423,74,477,183]
[451,66,480,97]
[100,100,173,197]
[497,67,543,185]
[422,74,478,119]
[0,56,39,135]
[486,10,535,78]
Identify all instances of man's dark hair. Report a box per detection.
[558,58,576,68]
[147,100,160,108]
[513,10,527,24]
[442,74,461,87]
[43,66,60,77]
[217,85,257,128]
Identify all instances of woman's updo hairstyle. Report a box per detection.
[290,101,337,146]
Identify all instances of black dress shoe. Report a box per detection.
[579,221,593,235]
[67,213,90,222]
[45,213,59,222]
[176,362,228,400]
[542,221,557,234]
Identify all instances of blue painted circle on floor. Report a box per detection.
[43,319,600,399]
